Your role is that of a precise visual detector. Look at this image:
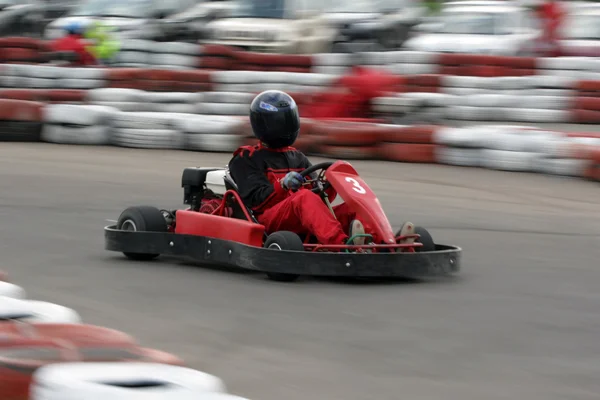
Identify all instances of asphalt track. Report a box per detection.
[1,143,600,400]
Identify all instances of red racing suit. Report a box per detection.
[228,142,355,244]
[51,34,97,66]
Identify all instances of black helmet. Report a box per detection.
[250,90,300,148]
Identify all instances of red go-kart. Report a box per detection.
[104,160,461,282]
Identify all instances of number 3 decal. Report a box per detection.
[345,177,366,194]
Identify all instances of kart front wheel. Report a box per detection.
[263,231,303,282]
[414,226,435,252]
[117,206,168,261]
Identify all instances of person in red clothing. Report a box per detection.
[51,22,97,66]
[535,0,564,57]
[229,90,367,246]
[228,90,416,247]
[304,57,404,119]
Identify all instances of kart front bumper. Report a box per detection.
[104,225,461,278]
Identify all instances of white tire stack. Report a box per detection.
[373,92,451,121]
[289,72,338,93]
[0,63,27,87]
[113,39,154,68]
[148,42,201,70]
[112,112,185,149]
[176,115,244,152]
[380,51,438,76]
[433,126,485,167]
[0,296,81,323]
[437,75,576,124]
[477,125,547,172]
[1,64,61,89]
[198,92,254,116]
[55,67,108,90]
[30,362,228,400]
[0,281,26,299]
[311,53,353,75]
[86,88,150,112]
[536,57,600,81]
[138,91,204,114]
[535,135,600,177]
[41,104,117,145]
[211,71,266,94]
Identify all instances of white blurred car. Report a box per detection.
[44,0,201,40]
[403,1,541,55]
[202,0,335,53]
[560,4,600,57]
[325,0,425,52]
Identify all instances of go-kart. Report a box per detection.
[104,160,461,282]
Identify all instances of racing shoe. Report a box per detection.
[397,221,416,245]
[346,219,372,249]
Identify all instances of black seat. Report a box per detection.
[181,167,225,210]
[181,167,224,189]
[224,170,239,192]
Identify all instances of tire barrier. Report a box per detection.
[0,278,255,399]
[30,363,226,400]
[2,97,600,182]
[4,37,600,78]
[0,282,26,299]
[8,64,600,124]
[0,37,50,64]
[0,297,81,324]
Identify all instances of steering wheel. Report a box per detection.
[299,161,334,194]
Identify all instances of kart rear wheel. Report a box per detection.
[263,231,303,282]
[414,226,435,252]
[117,206,168,261]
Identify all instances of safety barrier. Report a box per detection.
[4,36,600,78]
[0,271,251,400]
[6,64,600,123]
[0,98,598,182]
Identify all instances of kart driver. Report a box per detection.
[229,90,414,247]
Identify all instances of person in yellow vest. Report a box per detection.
[84,21,120,65]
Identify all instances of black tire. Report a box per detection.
[414,226,435,252]
[263,231,304,282]
[117,206,168,261]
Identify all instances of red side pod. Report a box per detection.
[325,161,396,244]
[175,210,265,248]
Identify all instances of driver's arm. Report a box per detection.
[300,154,337,200]
[228,153,288,213]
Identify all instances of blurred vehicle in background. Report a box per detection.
[202,0,335,53]
[404,0,541,55]
[326,0,425,53]
[43,0,219,41]
[559,2,600,56]
[0,0,73,37]
[157,0,237,42]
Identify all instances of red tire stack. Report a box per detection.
[378,125,438,163]
[0,89,86,104]
[402,74,441,93]
[571,81,600,123]
[198,44,236,71]
[0,37,47,64]
[313,120,385,159]
[437,54,537,77]
[106,69,213,92]
[233,51,313,73]
[0,99,45,141]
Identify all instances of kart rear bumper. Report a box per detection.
[104,225,461,278]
